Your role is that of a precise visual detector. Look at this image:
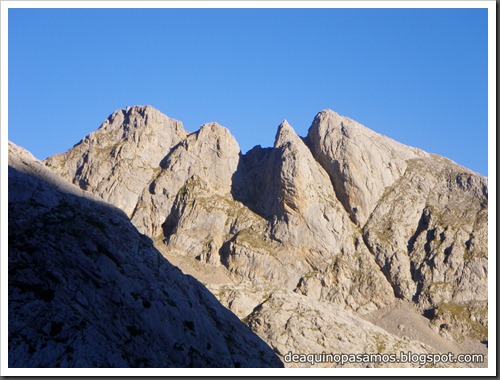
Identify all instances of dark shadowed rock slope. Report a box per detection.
[8,142,283,368]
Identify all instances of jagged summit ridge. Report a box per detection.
[36,106,487,366]
[87,105,186,147]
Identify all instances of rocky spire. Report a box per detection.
[274,119,300,148]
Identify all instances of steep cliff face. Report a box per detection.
[306,110,429,226]
[362,156,488,340]
[34,105,488,366]
[303,111,488,343]
[231,120,395,313]
[131,122,241,238]
[8,142,283,368]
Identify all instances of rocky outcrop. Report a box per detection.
[362,156,488,341]
[45,106,187,217]
[363,156,487,306]
[306,110,429,226]
[245,291,441,368]
[38,106,488,366]
[231,120,395,313]
[8,142,283,368]
[303,110,487,335]
[131,122,241,237]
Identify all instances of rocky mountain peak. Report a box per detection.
[199,121,229,134]
[307,109,429,225]
[127,119,241,237]
[312,108,343,124]
[196,122,241,157]
[44,106,188,216]
[274,119,299,148]
[88,105,186,147]
[124,104,156,115]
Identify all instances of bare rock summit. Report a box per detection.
[306,109,429,226]
[45,105,187,216]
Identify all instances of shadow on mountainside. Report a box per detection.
[8,165,283,368]
[230,146,277,221]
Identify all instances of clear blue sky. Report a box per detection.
[8,7,488,175]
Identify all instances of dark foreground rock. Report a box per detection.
[8,142,283,368]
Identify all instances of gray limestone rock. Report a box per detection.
[362,155,488,327]
[306,109,429,226]
[232,120,395,313]
[45,105,187,217]
[131,122,241,237]
[245,290,444,368]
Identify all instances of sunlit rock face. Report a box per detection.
[13,105,487,367]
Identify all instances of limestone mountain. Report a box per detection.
[23,105,488,367]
